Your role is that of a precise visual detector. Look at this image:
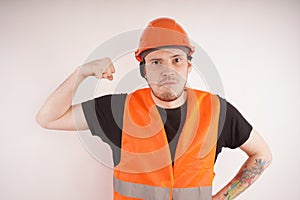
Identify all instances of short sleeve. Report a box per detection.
[218,98,253,149]
[81,94,127,147]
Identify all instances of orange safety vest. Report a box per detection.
[114,88,220,200]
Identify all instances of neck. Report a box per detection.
[151,90,187,109]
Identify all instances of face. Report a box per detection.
[144,48,192,102]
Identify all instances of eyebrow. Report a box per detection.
[170,54,184,58]
[148,54,184,62]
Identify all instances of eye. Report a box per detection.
[174,57,182,63]
[151,60,161,65]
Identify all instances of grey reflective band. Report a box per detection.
[173,187,212,200]
[114,177,212,200]
[114,177,170,199]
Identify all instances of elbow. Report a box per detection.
[246,129,273,168]
[35,112,50,129]
[262,142,273,168]
[255,147,273,169]
[265,149,272,168]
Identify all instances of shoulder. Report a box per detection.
[217,97,253,148]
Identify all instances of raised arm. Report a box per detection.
[35,58,115,131]
[213,129,272,200]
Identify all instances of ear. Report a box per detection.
[144,66,147,79]
[139,61,146,78]
[187,60,192,73]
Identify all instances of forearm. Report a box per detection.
[214,154,271,200]
[36,66,86,127]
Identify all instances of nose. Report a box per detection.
[161,69,175,77]
[161,64,175,77]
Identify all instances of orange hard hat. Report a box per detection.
[135,17,195,62]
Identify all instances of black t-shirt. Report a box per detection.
[82,93,253,166]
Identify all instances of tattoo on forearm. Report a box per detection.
[223,159,268,200]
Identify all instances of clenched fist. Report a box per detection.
[80,58,116,81]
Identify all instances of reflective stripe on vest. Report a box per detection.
[173,187,212,200]
[114,177,212,200]
[114,177,170,199]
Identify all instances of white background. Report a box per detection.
[1,0,299,199]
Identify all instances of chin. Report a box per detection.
[159,94,178,102]
[149,83,185,102]
[156,90,183,102]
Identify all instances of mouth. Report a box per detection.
[159,81,177,86]
[159,81,176,87]
[159,79,177,86]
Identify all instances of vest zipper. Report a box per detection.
[170,163,175,200]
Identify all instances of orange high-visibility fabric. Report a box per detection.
[114,88,220,199]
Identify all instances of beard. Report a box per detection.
[147,72,188,102]
[151,84,185,102]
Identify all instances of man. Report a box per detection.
[36,17,272,200]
